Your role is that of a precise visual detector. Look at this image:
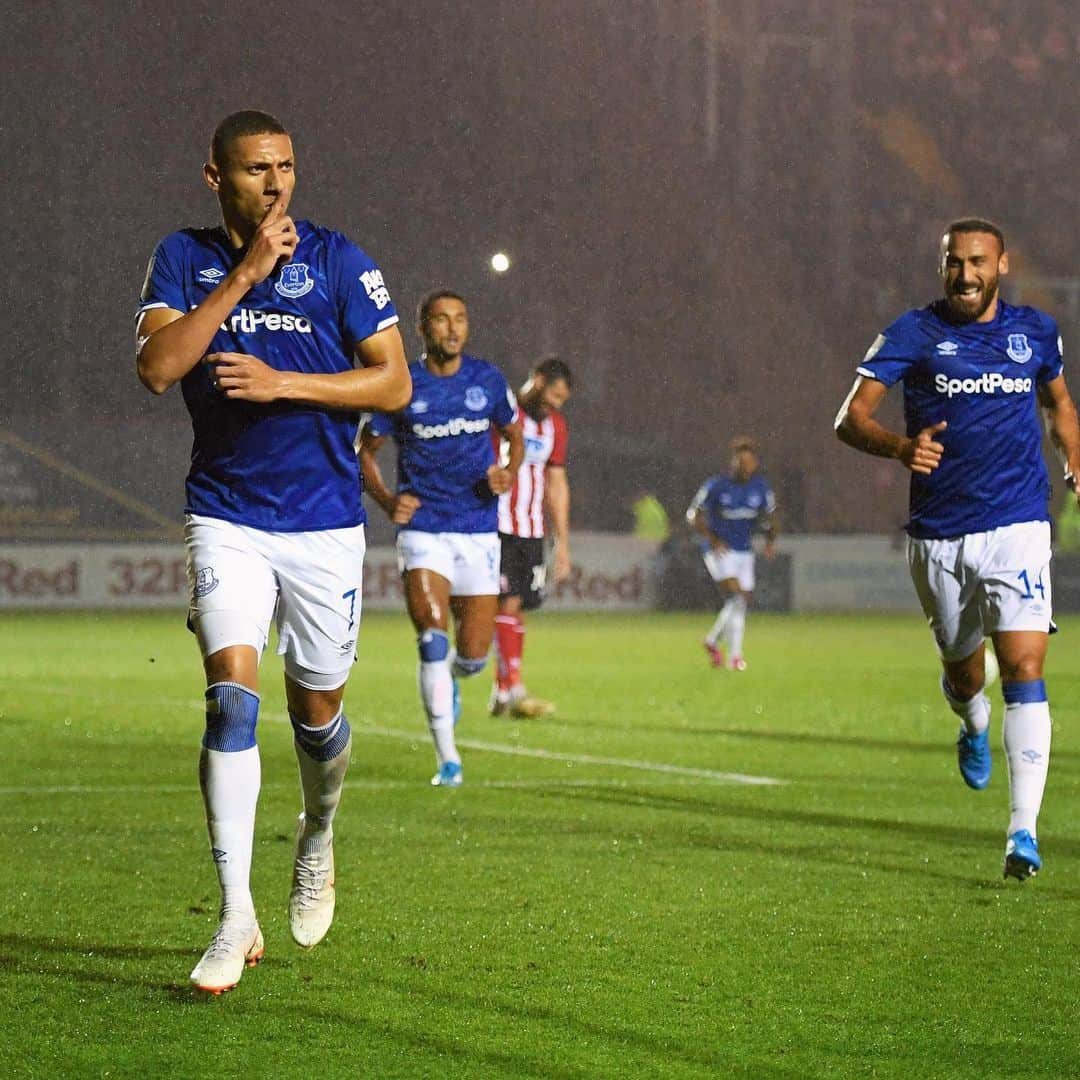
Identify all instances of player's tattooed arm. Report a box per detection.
[835,375,946,475]
[1038,375,1080,501]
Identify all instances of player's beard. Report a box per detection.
[943,277,998,323]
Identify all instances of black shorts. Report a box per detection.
[499,534,547,610]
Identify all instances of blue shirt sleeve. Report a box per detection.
[856,312,920,387]
[137,234,187,315]
[490,368,516,427]
[1036,313,1064,384]
[330,233,400,347]
[365,410,395,438]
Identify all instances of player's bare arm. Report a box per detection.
[487,419,524,495]
[690,508,728,553]
[835,375,947,475]
[1038,374,1080,503]
[210,326,410,411]
[136,193,298,394]
[359,428,420,524]
[544,465,572,581]
[762,511,779,559]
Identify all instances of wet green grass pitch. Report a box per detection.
[2,611,1078,1078]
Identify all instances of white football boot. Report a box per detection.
[190,917,264,994]
[289,815,336,949]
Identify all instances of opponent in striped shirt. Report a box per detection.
[491,358,573,718]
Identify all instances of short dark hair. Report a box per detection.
[417,289,467,326]
[943,217,1006,253]
[731,435,757,453]
[211,110,289,166]
[534,355,573,388]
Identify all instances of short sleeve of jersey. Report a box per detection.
[1036,312,1064,384]
[137,234,187,316]
[687,478,714,518]
[549,412,569,468]
[492,371,516,427]
[856,311,921,387]
[329,233,400,346]
[763,482,777,515]
[365,410,395,439]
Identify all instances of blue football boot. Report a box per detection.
[1003,830,1040,881]
[956,726,991,790]
[431,760,463,788]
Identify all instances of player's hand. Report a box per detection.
[486,464,514,495]
[206,352,287,403]
[553,544,572,583]
[391,493,421,525]
[900,420,947,475]
[763,541,777,561]
[711,538,730,554]
[239,193,298,286]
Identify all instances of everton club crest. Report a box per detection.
[464,386,489,411]
[1006,333,1032,364]
[275,263,315,299]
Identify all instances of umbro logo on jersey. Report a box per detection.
[198,267,225,283]
[411,400,429,414]
[936,341,959,355]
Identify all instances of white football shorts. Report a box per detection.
[396,529,500,596]
[703,548,755,591]
[185,514,365,690]
[906,520,1052,662]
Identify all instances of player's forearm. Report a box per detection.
[1045,400,1080,482]
[137,269,256,394]
[504,429,525,476]
[835,410,910,461]
[359,451,397,515]
[545,479,570,548]
[274,363,412,413]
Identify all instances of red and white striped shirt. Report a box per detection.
[497,410,569,537]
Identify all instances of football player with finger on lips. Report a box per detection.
[136,110,411,993]
[836,217,1080,881]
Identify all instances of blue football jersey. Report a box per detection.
[137,221,399,532]
[689,474,776,552]
[367,355,517,533]
[857,301,1063,539]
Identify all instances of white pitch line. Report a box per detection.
[361,724,786,786]
[4,687,787,787]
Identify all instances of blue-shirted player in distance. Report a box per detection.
[136,110,411,992]
[836,218,1080,880]
[360,291,524,787]
[687,437,778,671]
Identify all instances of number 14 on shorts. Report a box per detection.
[1017,569,1045,601]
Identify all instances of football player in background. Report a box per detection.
[687,437,778,671]
[136,110,410,992]
[835,217,1080,880]
[360,291,523,787]
[491,357,574,718]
